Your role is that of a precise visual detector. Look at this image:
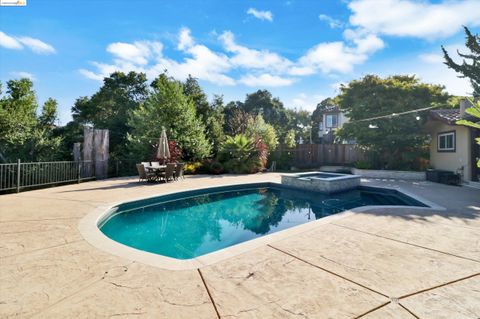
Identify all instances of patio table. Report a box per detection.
[144,165,167,181]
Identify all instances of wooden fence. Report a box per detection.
[277,144,369,168]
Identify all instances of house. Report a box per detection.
[425,99,479,183]
[312,105,349,143]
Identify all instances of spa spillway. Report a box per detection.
[281,171,361,194]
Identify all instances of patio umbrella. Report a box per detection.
[157,128,170,162]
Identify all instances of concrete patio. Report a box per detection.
[1,173,479,318]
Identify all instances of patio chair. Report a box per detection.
[141,161,151,167]
[151,161,160,167]
[162,163,176,182]
[174,162,185,180]
[136,164,156,182]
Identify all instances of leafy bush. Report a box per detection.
[218,135,262,174]
[269,148,295,170]
[203,159,224,174]
[184,161,203,174]
[354,160,372,169]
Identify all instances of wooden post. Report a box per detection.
[83,126,94,177]
[73,142,81,162]
[93,129,109,179]
[16,159,20,193]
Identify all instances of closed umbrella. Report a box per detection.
[157,128,170,163]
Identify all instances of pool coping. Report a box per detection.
[78,181,445,271]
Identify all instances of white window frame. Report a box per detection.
[325,114,338,128]
[437,131,455,152]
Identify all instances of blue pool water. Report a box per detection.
[100,184,426,259]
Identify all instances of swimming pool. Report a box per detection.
[99,183,427,260]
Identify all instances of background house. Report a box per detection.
[311,105,349,144]
[425,99,479,183]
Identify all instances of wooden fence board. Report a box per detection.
[290,144,368,167]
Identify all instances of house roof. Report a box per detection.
[429,109,464,125]
[321,105,340,114]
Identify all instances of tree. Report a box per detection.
[442,27,480,97]
[243,90,289,138]
[127,73,211,160]
[225,108,253,136]
[443,27,480,168]
[286,108,311,144]
[182,76,225,155]
[245,115,278,152]
[207,95,226,155]
[39,98,58,128]
[0,79,62,162]
[71,71,148,158]
[284,129,296,148]
[337,75,449,170]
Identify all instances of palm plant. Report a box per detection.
[218,134,262,173]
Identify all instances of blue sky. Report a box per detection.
[1,0,479,125]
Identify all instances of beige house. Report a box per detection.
[425,99,479,183]
[315,105,349,143]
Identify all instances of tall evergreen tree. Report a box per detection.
[182,76,225,155]
[127,73,211,160]
[442,27,480,97]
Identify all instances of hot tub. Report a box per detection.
[281,171,361,194]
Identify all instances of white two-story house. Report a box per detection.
[313,105,349,143]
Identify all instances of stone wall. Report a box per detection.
[352,168,426,180]
[281,173,360,194]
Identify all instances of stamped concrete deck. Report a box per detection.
[1,173,479,318]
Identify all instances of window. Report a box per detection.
[318,121,323,131]
[326,114,338,128]
[437,131,455,152]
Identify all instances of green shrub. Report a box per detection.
[218,134,262,174]
[354,160,372,169]
[184,161,203,174]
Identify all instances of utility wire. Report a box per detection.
[352,105,436,123]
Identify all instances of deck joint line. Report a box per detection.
[197,269,221,319]
[398,302,421,319]
[398,272,480,300]
[353,301,391,319]
[331,223,480,264]
[267,244,389,298]
[0,239,85,259]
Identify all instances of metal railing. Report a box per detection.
[0,160,96,193]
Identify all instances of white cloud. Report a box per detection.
[419,53,443,64]
[318,14,343,29]
[107,41,162,65]
[156,44,235,85]
[0,31,55,54]
[0,31,22,49]
[17,37,56,54]
[247,8,273,22]
[80,27,383,88]
[79,68,105,81]
[177,27,194,50]
[81,28,234,86]
[219,31,292,72]
[349,0,480,39]
[290,93,326,111]
[10,71,35,80]
[239,73,295,87]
